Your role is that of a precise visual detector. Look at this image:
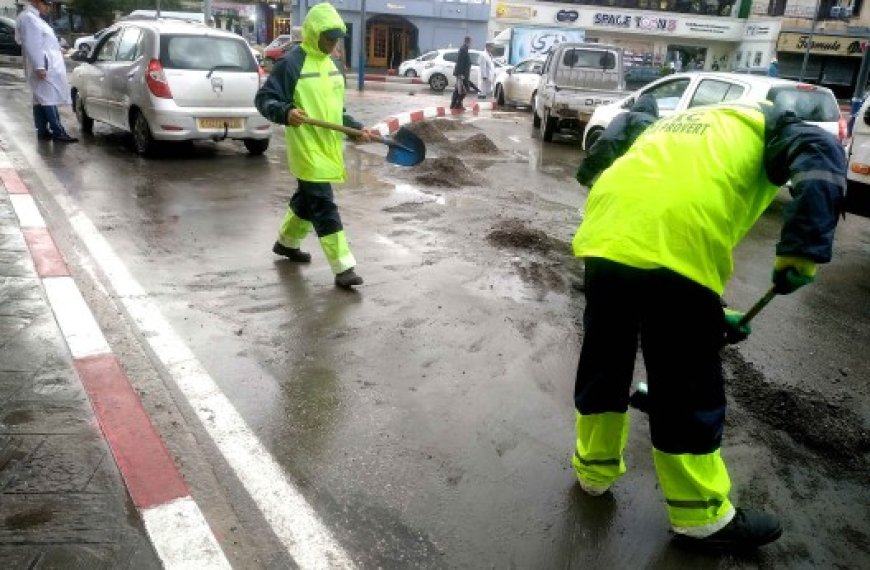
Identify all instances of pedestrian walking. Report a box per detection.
[15,0,78,143]
[768,58,779,77]
[575,94,659,188]
[255,3,375,289]
[569,102,845,551]
[450,36,472,110]
[478,44,496,100]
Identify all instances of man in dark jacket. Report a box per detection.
[450,37,473,110]
[576,94,659,187]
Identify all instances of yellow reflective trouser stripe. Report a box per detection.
[653,448,734,531]
[572,412,629,487]
[320,230,356,274]
[277,208,313,249]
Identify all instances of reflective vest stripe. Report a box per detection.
[666,498,724,509]
[298,72,320,79]
[574,451,620,467]
[791,169,846,190]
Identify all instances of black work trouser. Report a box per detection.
[290,180,343,237]
[574,257,727,454]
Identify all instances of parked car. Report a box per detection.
[624,66,662,89]
[70,20,271,156]
[845,94,870,216]
[582,72,845,150]
[0,16,21,56]
[416,47,488,92]
[263,31,301,63]
[73,27,110,58]
[734,66,769,76]
[493,57,543,108]
[534,42,625,142]
[397,50,439,77]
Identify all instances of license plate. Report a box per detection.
[198,117,243,129]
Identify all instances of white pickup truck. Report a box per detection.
[533,42,625,142]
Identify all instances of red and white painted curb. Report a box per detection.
[0,154,231,569]
[361,73,426,85]
[371,100,497,137]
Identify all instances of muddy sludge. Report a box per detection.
[413,156,477,187]
[722,349,870,477]
[486,218,554,253]
[403,121,449,143]
[446,133,500,155]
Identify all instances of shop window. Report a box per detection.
[753,52,763,66]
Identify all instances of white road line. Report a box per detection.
[64,209,356,569]
[9,193,46,227]
[142,497,233,570]
[42,276,111,358]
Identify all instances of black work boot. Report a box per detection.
[272,241,311,262]
[673,508,782,552]
[335,268,363,289]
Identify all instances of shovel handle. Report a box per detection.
[299,116,384,143]
[737,286,777,327]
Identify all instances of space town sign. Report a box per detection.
[593,12,677,32]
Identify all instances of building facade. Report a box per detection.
[491,0,869,96]
[294,0,491,70]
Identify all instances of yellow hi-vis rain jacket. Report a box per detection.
[573,104,780,296]
[255,3,359,182]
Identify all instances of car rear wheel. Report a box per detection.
[494,85,505,106]
[429,73,448,92]
[131,110,157,156]
[74,92,93,134]
[404,69,417,78]
[584,126,604,150]
[541,108,556,142]
[243,138,270,155]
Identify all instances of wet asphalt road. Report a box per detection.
[0,68,868,568]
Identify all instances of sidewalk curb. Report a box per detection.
[0,157,231,569]
[371,100,497,136]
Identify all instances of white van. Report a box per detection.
[845,95,870,216]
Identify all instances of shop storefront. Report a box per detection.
[776,32,868,97]
[493,1,746,71]
[294,0,490,70]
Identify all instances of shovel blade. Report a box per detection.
[384,126,426,166]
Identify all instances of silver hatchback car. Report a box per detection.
[70,20,271,156]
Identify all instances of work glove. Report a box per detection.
[722,308,751,345]
[771,256,816,295]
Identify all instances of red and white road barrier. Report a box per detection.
[372,100,497,136]
[0,156,231,569]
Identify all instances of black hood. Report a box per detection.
[632,93,659,118]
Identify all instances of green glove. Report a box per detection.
[723,308,751,345]
[771,256,816,295]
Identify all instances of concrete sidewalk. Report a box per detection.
[0,188,160,566]
[0,154,227,567]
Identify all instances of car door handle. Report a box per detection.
[127,72,136,79]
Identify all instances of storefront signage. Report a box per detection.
[777,32,866,57]
[593,13,677,32]
[744,24,772,37]
[683,21,732,35]
[496,2,536,20]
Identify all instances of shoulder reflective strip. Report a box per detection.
[298,72,319,78]
[328,71,342,77]
[574,451,619,467]
[791,170,847,191]
[666,498,724,509]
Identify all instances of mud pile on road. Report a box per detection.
[448,133,499,155]
[723,350,870,477]
[486,218,553,253]
[404,121,449,143]
[413,156,477,187]
[431,119,466,132]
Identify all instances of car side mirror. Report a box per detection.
[506,68,513,75]
[70,50,87,62]
[623,98,635,109]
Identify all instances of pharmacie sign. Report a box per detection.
[777,32,867,57]
[593,12,677,32]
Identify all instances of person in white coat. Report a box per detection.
[478,44,495,100]
[15,0,77,142]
